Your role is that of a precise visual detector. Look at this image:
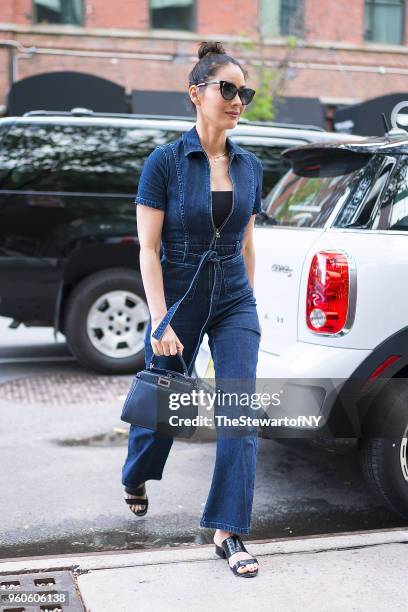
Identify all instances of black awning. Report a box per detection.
[6,71,128,115]
[273,96,325,127]
[333,92,408,136]
[131,90,194,118]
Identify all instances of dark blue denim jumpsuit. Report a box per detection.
[122,124,263,534]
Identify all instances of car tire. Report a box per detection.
[359,378,408,520]
[63,268,149,374]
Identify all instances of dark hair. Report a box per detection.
[186,41,248,116]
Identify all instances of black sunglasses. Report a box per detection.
[196,80,256,105]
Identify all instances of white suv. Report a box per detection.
[195,125,408,520]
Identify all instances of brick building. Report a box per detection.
[0,1,408,127]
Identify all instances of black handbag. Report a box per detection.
[120,350,199,439]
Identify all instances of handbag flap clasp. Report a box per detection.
[158,376,171,387]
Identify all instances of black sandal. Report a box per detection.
[215,534,259,578]
[124,484,148,517]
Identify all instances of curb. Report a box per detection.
[1,527,407,575]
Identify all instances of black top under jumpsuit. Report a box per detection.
[211,190,232,229]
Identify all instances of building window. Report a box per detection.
[280,0,303,36]
[33,0,83,25]
[260,0,303,38]
[150,0,195,31]
[364,0,405,45]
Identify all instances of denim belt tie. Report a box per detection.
[151,248,237,342]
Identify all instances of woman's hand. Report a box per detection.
[151,319,184,357]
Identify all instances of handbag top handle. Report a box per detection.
[149,350,190,376]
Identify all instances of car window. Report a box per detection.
[369,156,408,231]
[387,162,408,231]
[0,122,12,146]
[0,123,180,194]
[260,150,372,228]
[234,142,292,197]
[333,156,394,229]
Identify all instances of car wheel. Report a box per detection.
[63,268,150,374]
[359,378,408,520]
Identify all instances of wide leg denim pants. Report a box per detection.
[121,240,261,535]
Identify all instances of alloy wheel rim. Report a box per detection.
[400,423,408,482]
[86,290,149,358]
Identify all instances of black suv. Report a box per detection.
[0,109,351,373]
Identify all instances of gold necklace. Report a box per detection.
[208,152,228,163]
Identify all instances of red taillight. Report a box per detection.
[306,251,349,334]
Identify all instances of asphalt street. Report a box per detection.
[0,316,405,560]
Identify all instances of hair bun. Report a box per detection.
[197,41,226,60]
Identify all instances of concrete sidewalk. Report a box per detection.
[1,527,407,611]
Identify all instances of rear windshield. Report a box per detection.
[261,150,372,228]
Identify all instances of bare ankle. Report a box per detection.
[214,529,232,544]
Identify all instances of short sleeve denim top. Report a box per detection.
[134,124,263,251]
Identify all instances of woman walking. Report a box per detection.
[121,41,263,578]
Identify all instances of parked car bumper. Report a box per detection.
[195,338,372,438]
[256,343,372,437]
